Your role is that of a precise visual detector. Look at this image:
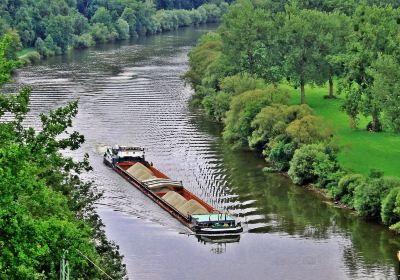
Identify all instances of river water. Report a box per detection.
[13,26,399,279]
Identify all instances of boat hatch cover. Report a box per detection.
[192,214,236,223]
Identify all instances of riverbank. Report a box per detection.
[12,3,228,66]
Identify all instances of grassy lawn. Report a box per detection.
[287,84,400,177]
[16,48,36,58]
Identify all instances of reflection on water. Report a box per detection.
[12,25,400,279]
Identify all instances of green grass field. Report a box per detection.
[287,84,400,177]
[16,48,36,58]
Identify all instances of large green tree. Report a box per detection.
[340,4,400,131]
[282,6,328,104]
[0,32,126,279]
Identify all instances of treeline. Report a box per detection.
[155,0,233,10]
[0,0,229,62]
[187,0,400,133]
[0,35,126,278]
[185,0,400,230]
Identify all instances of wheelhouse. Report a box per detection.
[191,214,238,229]
[105,145,145,165]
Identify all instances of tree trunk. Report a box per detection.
[300,78,305,104]
[370,114,381,132]
[329,76,334,98]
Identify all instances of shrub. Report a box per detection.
[329,174,364,207]
[220,73,260,95]
[90,23,117,43]
[223,89,273,147]
[249,103,313,151]
[116,18,130,40]
[265,139,297,171]
[381,187,400,225]
[286,115,332,144]
[353,177,399,219]
[249,104,287,151]
[19,51,41,65]
[201,91,231,122]
[24,51,40,64]
[72,33,95,49]
[288,143,339,186]
[185,32,223,88]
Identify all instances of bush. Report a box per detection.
[19,51,41,65]
[223,89,274,147]
[288,143,339,186]
[116,18,130,40]
[72,33,95,49]
[353,177,399,219]
[329,174,364,207]
[381,187,400,225]
[202,91,231,122]
[220,73,260,95]
[265,139,297,171]
[24,51,40,64]
[286,115,332,144]
[90,23,117,43]
[249,103,313,152]
[249,104,287,151]
[185,32,223,88]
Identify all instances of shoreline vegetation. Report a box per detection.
[0,0,230,66]
[185,0,400,233]
[0,36,128,278]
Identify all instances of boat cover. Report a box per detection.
[143,178,183,190]
[126,162,157,182]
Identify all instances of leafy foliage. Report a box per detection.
[329,173,364,207]
[0,35,19,86]
[223,87,289,147]
[288,143,340,187]
[202,91,231,122]
[381,187,400,226]
[0,0,229,57]
[0,34,126,278]
[353,177,399,219]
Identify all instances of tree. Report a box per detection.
[0,33,126,278]
[0,88,127,278]
[282,6,328,104]
[91,7,113,27]
[0,35,19,86]
[340,5,400,131]
[116,18,130,40]
[319,11,351,99]
[370,54,400,132]
[46,15,74,53]
[121,7,137,37]
[185,32,223,88]
[219,0,271,76]
[219,73,260,95]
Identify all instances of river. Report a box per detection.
[14,25,399,279]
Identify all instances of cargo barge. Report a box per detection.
[104,145,243,235]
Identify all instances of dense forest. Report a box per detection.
[155,0,233,9]
[0,0,229,62]
[186,0,400,231]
